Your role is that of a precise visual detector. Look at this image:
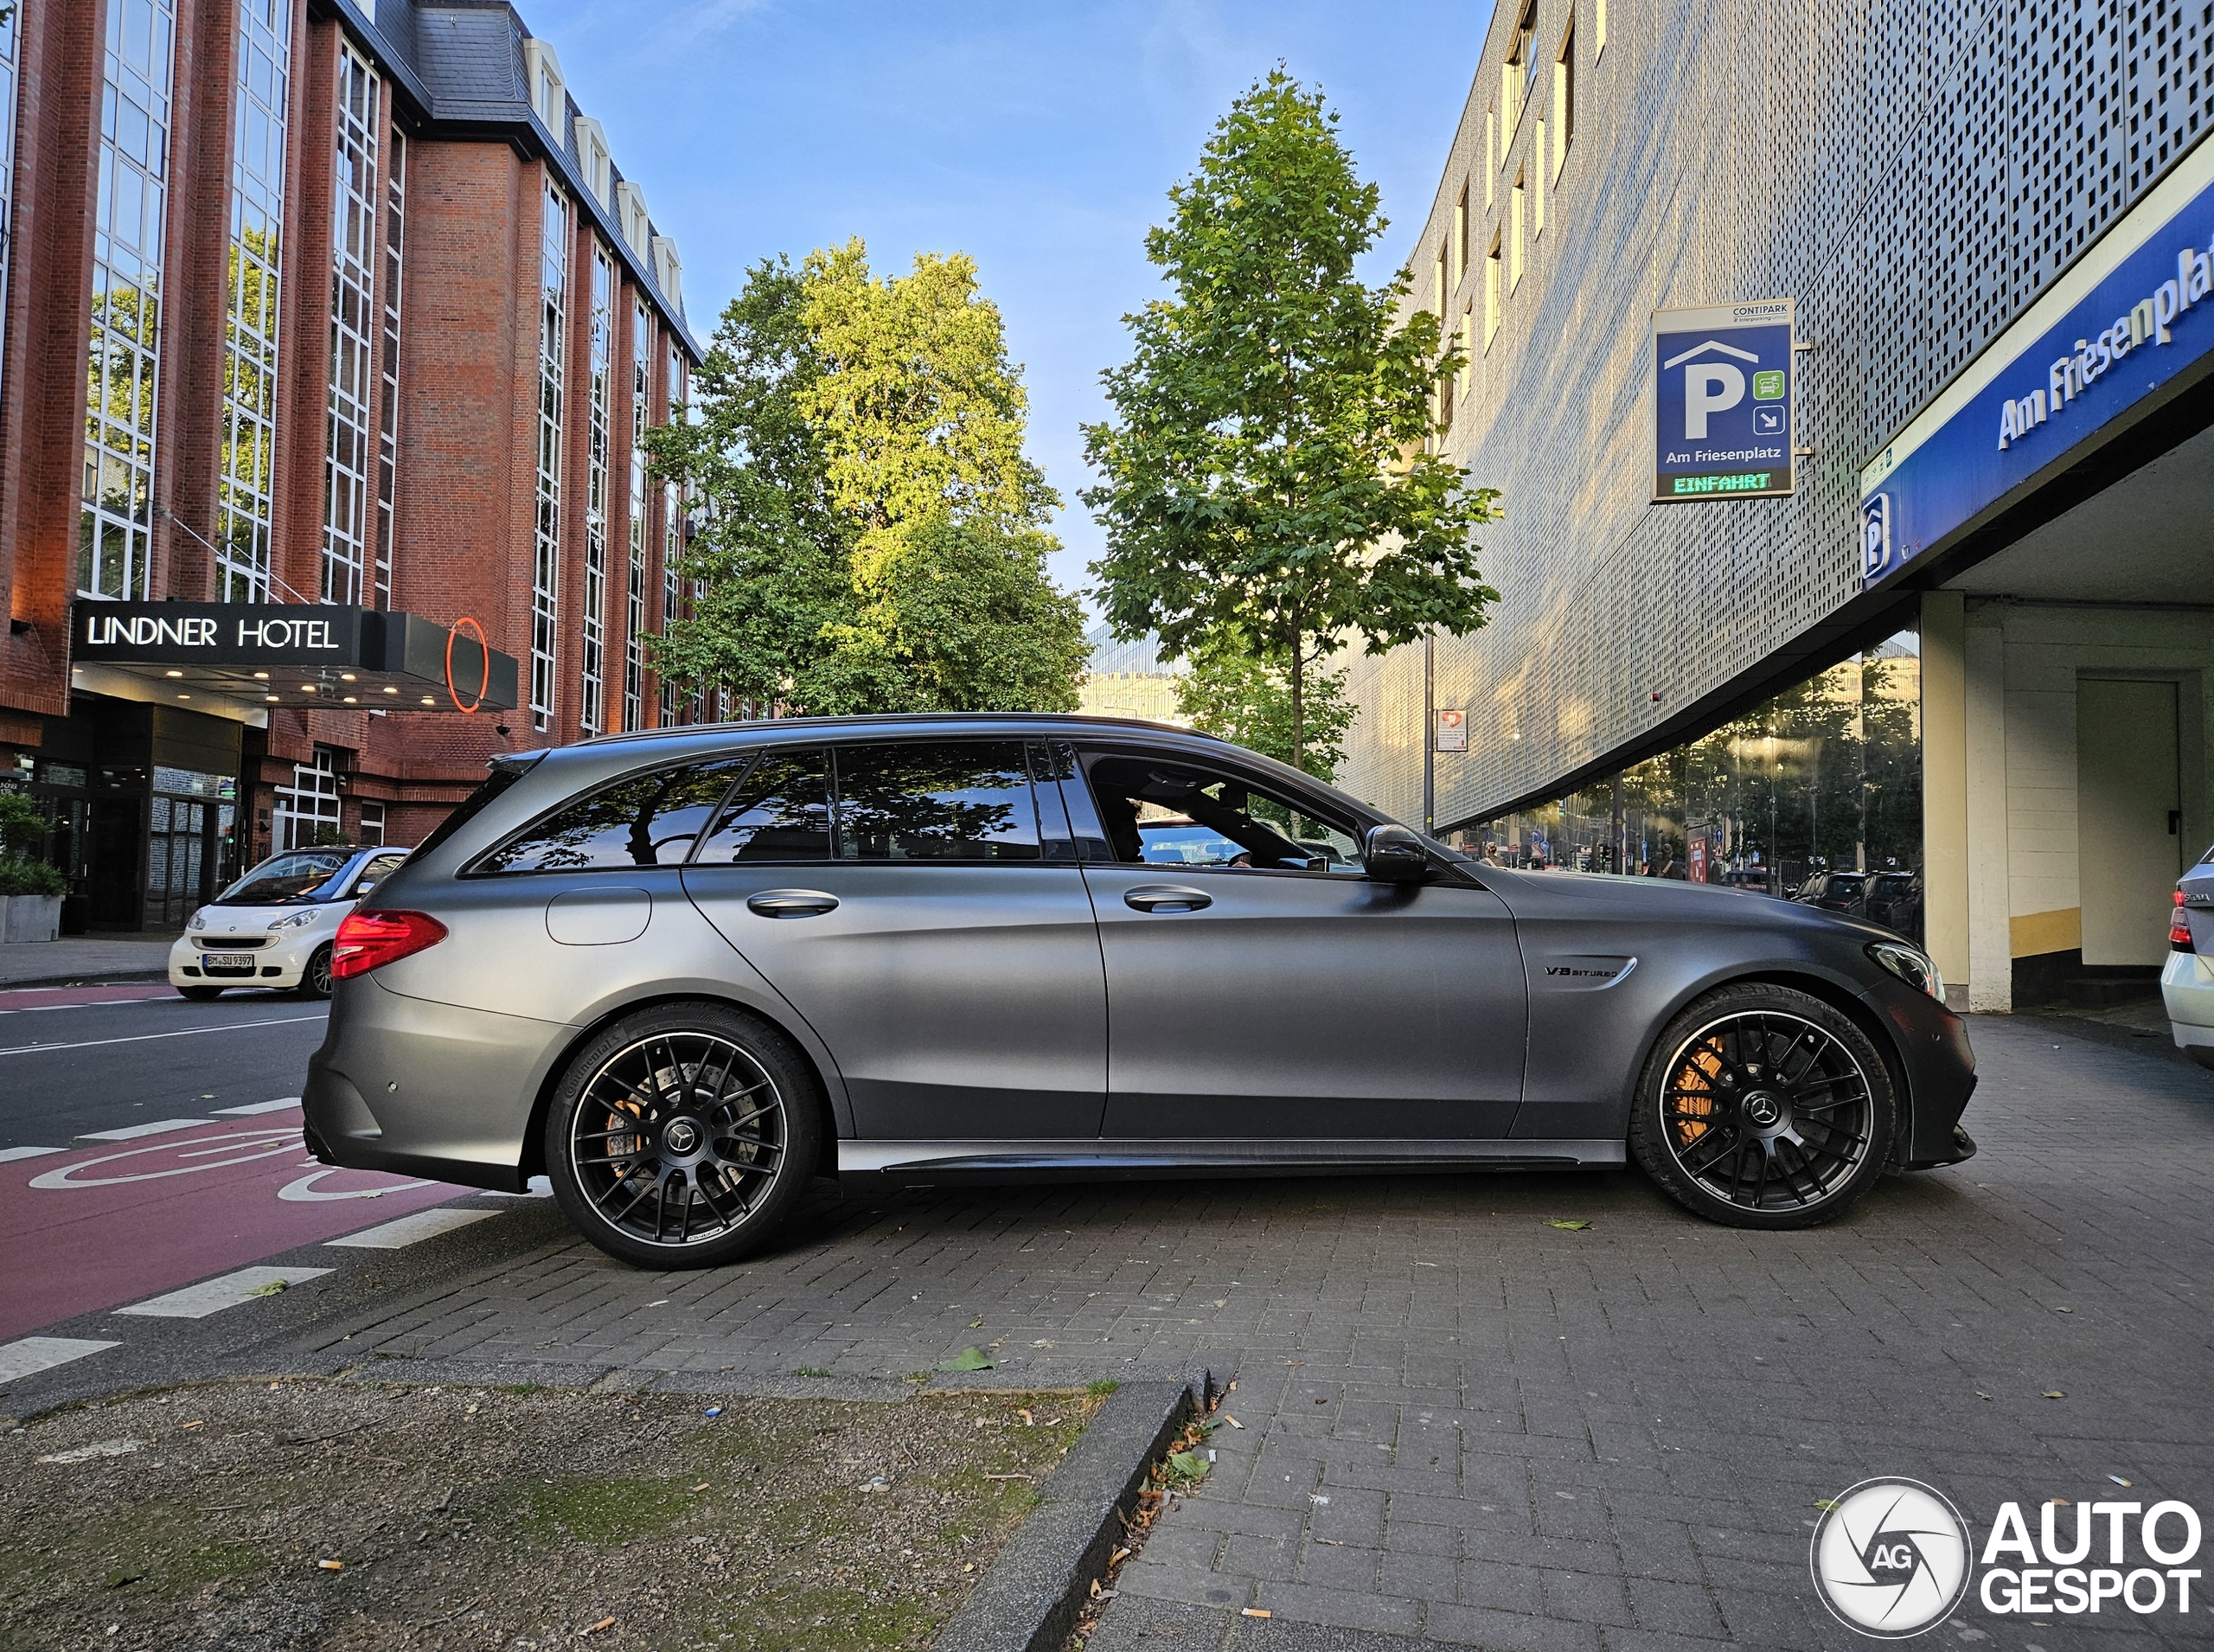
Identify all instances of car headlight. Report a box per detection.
[1867,940,1943,1001]
[267,909,319,932]
[188,908,208,932]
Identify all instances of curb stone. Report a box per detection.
[933,1372,1206,1652]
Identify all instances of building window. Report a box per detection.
[356,801,386,847]
[274,748,342,851]
[532,183,569,731]
[1460,307,1475,391]
[580,245,614,735]
[0,9,16,413]
[216,0,291,604]
[376,129,406,610]
[625,298,651,733]
[1510,173,1526,290]
[1505,0,1538,130]
[1485,111,1497,207]
[660,344,686,727]
[1596,0,1607,54]
[1555,21,1576,178]
[1485,236,1502,343]
[1452,187,1468,291]
[81,0,180,599]
[1533,119,1547,235]
[321,46,380,605]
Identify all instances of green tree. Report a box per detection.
[646,242,1085,717]
[1083,71,1501,772]
[1173,632,1353,779]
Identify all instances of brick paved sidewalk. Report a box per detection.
[313,1016,2214,1650]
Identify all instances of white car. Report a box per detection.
[170,846,409,1001]
[2164,848,2214,1068]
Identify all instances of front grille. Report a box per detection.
[197,937,270,950]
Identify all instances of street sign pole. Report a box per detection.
[1423,631,1435,836]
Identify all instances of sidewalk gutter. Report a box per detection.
[932,1369,1207,1652]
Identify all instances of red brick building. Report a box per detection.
[0,0,703,932]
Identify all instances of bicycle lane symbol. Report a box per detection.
[28,1130,433,1201]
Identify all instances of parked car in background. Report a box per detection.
[1865,872,1923,938]
[2163,848,2214,1067]
[170,846,408,1001]
[1793,871,1868,917]
[302,714,1976,1268]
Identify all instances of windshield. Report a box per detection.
[216,850,354,906]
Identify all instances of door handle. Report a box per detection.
[745,889,840,919]
[1124,885,1212,913]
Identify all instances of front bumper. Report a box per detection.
[169,933,315,988]
[1872,976,1980,1169]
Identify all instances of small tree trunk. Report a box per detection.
[1289,629,1305,775]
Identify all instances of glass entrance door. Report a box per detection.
[146,796,208,931]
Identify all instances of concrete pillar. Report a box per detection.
[1964,602,2012,1012]
[1920,592,1969,1010]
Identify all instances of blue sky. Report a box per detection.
[522,1,1487,606]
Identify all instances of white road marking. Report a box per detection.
[0,1145,67,1162]
[482,1175,554,1199]
[0,1335,122,1383]
[326,1207,498,1249]
[0,1015,325,1057]
[76,1117,214,1142]
[29,1128,296,1188]
[115,1266,332,1319]
[212,1098,303,1116]
[278,1165,433,1202]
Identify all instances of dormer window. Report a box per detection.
[651,234,683,319]
[573,116,611,206]
[615,181,650,258]
[523,38,566,132]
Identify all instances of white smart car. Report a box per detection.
[2166,848,2214,1068]
[171,846,409,1001]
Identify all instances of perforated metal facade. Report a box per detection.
[1340,0,2214,826]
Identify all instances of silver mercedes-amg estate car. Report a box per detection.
[303,714,1976,1267]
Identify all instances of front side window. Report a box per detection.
[1078,754,1362,874]
[475,759,745,874]
[833,741,1040,862]
[693,750,831,862]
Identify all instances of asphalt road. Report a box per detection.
[0,984,478,1340]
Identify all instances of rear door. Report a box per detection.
[1063,746,1527,1140]
[682,740,1106,1140]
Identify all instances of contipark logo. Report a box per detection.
[1810,1477,2204,1636]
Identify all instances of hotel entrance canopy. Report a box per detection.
[72,601,520,714]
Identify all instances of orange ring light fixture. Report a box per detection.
[445,616,489,714]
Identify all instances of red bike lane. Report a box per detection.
[0,1109,474,1340]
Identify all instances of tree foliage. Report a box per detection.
[1173,634,1354,780]
[1082,71,1501,771]
[644,242,1085,717]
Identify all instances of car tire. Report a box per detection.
[1629,982,1897,1230]
[177,985,224,1002]
[299,943,334,1000]
[543,1002,823,1269]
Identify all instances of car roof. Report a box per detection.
[571,711,1223,749]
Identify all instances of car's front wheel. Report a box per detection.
[543,1002,822,1268]
[1629,983,1896,1229]
[299,943,334,1000]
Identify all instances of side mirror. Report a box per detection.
[1362,823,1430,884]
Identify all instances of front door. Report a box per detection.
[683,740,1107,1141]
[2078,676,2182,966]
[1066,747,1527,1139]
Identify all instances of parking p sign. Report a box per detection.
[1652,298,1795,501]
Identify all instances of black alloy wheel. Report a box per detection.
[1629,983,1895,1229]
[544,1002,822,1268]
[300,943,335,1000]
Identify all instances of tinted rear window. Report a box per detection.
[475,759,748,874]
[833,741,1040,861]
[693,750,832,862]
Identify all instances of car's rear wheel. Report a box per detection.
[544,1002,822,1268]
[177,985,223,1002]
[1629,983,1895,1229]
[299,943,334,1000]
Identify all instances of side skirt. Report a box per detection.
[838,1137,1626,1185]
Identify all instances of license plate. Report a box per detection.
[202,953,254,970]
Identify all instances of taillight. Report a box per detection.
[331,909,449,978]
[2172,889,2194,952]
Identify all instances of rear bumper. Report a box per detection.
[303,977,570,1194]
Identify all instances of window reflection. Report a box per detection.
[1466,630,1924,941]
[694,750,831,862]
[477,759,744,874]
[832,742,1039,861]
